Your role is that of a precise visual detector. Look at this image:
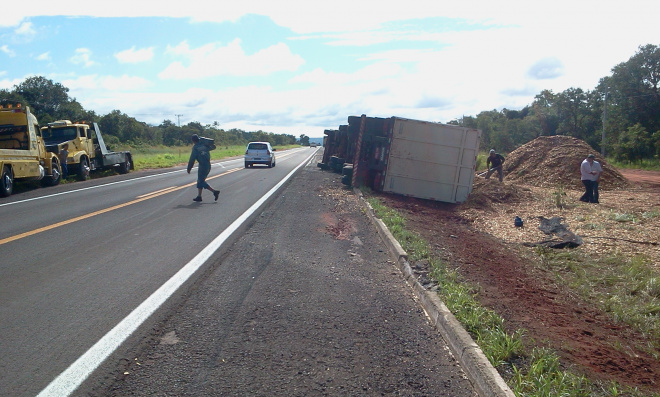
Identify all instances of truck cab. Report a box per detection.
[0,102,61,196]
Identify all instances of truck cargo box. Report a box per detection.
[320,115,481,204]
[381,117,480,203]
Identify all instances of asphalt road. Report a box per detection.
[0,147,316,397]
[83,154,477,397]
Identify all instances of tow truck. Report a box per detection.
[41,120,133,180]
[0,102,61,197]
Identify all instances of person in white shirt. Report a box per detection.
[579,154,602,203]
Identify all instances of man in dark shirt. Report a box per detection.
[485,149,505,182]
[187,134,220,202]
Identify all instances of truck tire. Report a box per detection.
[117,158,131,174]
[42,160,62,187]
[1,166,13,197]
[77,157,91,181]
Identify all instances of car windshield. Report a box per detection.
[248,143,268,150]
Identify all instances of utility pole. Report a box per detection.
[601,89,608,157]
[175,114,183,127]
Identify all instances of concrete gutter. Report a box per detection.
[355,188,516,397]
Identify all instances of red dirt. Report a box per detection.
[619,169,660,191]
[373,164,660,392]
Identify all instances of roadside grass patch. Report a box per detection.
[121,144,299,170]
[642,209,660,220]
[608,211,637,223]
[609,158,660,171]
[536,249,660,359]
[363,196,653,397]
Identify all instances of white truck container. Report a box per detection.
[381,118,481,203]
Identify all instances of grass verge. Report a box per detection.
[608,158,660,171]
[116,144,300,170]
[365,194,657,397]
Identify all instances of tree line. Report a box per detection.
[451,44,660,162]
[0,76,298,148]
[2,44,658,160]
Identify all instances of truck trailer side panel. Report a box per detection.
[382,118,480,203]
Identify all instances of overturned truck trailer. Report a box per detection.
[319,115,481,203]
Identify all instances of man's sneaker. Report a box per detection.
[193,196,202,202]
[213,190,220,201]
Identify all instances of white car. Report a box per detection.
[244,141,276,168]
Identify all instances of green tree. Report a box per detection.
[613,123,654,161]
[14,76,71,121]
[598,44,660,152]
[299,134,310,146]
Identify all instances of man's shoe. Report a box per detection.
[193,196,202,202]
[214,190,220,201]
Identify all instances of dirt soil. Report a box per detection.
[373,136,660,392]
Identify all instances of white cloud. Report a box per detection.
[14,21,35,37]
[62,74,153,94]
[1,45,16,57]
[69,48,97,67]
[1,0,658,137]
[159,39,304,79]
[115,46,154,64]
[36,52,51,61]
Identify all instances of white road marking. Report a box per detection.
[36,149,317,397]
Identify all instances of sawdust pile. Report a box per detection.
[501,135,629,190]
[464,178,534,210]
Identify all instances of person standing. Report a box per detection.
[580,154,601,203]
[485,149,506,182]
[59,143,69,179]
[187,134,220,202]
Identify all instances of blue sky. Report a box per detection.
[1,1,657,137]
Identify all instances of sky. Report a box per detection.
[1,1,657,138]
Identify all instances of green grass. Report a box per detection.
[117,144,299,170]
[537,248,660,359]
[608,157,660,171]
[365,195,660,397]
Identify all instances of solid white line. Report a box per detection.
[36,149,317,397]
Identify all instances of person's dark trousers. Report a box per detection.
[580,180,594,202]
[592,181,599,203]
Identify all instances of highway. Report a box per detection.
[0,147,317,397]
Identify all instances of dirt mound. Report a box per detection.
[501,136,629,190]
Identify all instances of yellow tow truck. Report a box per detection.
[0,102,61,197]
[41,120,133,180]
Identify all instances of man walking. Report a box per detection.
[187,134,220,202]
[485,149,506,182]
[580,154,601,203]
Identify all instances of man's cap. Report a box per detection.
[587,154,595,158]
[489,149,495,153]
[191,134,199,141]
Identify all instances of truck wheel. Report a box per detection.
[42,160,62,187]
[0,166,13,197]
[118,158,131,174]
[78,157,91,181]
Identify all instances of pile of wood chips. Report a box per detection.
[502,135,629,190]
[468,136,659,268]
